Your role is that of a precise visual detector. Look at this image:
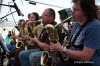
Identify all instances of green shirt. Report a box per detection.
[5,35,12,45]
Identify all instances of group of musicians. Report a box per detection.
[1,0,100,66]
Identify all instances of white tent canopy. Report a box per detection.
[0,0,100,23]
[0,0,100,39]
[0,0,100,24]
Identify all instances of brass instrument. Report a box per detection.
[16,40,24,48]
[10,28,16,45]
[14,21,27,49]
[41,16,73,66]
[62,37,70,47]
[19,21,28,49]
[41,24,58,66]
[12,27,24,48]
[41,51,49,66]
[12,28,16,36]
[41,51,53,66]
[55,16,73,27]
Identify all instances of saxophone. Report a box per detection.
[41,24,58,66]
[41,16,73,66]
[11,27,23,48]
[16,21,27,49]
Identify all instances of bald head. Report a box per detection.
[42,8,56,25]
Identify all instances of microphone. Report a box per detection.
[29,1,36,5]
[20,11,24,16]
[13,2,24,16]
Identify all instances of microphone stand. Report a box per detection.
[0,3,17,26]
[0,3,16,19]
[0,11,16,20]
[0,11,17,26]
[0,4,14,7]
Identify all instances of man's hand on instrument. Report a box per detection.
[50,42,63,52]
[30,36,38,43]
[13,35,17,39]
[22,35,30,40]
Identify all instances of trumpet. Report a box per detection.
[41,16,73,66]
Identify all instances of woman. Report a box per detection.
[18,12,44,66]
[27,12,43,38]
[5,31,13,45]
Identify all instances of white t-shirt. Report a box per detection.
[61,23,68,33]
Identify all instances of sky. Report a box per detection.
[0,0,100,39]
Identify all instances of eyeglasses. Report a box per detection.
[72,8,81,11]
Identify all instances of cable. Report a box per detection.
[29,1,66,8]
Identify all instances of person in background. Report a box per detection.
[5,31,12,45]
[60,22,68,43]
[6,39,16,51]
[97,5,100,21]
[50,0,100,66]
[5,31,16,51]
[25,13,31,25]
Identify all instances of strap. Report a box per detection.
[68,20,90,49]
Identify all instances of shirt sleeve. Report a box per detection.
[84,25,100,49]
